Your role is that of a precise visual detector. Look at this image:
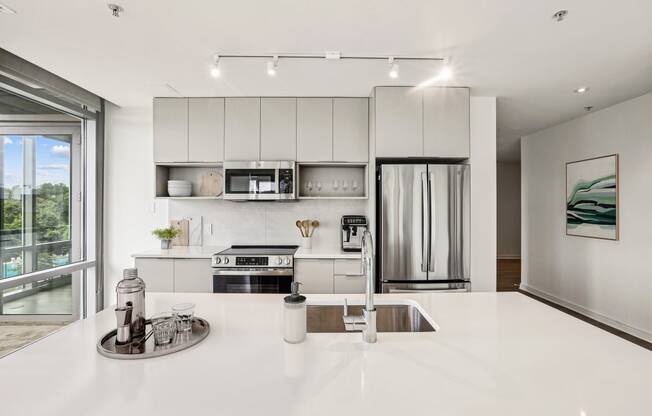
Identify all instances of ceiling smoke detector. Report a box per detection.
[0,3,17,14]
[107,3,123,18]
[584,106,594,112]
[553,10,568,22]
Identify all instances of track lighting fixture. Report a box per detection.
[388,57,399,78]
[267,56,279,76]
[210,55,221,78]
[208,52,449,83]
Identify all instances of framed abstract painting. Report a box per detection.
[566,154,619,240]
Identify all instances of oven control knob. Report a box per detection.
[214,257,221,264]
[284,257,291,265]
[223,257,229,264]
[275,256,282,265]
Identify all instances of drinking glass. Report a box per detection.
[151,313,176,345]
[172,303,195,333]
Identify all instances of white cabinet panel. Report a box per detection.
[333,274,366,294]
[189,98,224,162]
[423,87,470,158]
[260,98,296,160]
[294,259,333,294]
[297,98,333,162]
[333,98,368,162]
[173,259,213,293]
[333,259,362,275]
[374,87,422,157]
[225,97,260,160]
[154,98,188,163]
[135,258,174,292]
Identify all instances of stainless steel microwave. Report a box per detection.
[223,161,296,201]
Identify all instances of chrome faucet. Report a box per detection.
[342,230,377,343]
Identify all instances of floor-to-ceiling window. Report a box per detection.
[1,125,82,317]
[0,88,99,331]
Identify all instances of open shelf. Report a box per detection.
[297,163,368,199]
[155,163,223,198]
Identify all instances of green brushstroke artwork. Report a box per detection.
[566,154,618,240]
[566,175,617,227]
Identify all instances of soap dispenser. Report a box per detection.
[283,281,307,343]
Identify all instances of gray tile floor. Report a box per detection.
[2,284,72,315]
[0,285,72,357]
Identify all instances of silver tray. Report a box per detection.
[97,317,210,360]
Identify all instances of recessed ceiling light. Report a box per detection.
[553,9,568,22]
[0,3,17,14]
[574,86,590,94]
[107,3,123,18]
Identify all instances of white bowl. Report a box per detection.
[168,180,192,197]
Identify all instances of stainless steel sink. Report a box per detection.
[307,303,435,333]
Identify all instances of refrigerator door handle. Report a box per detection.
[421,172,429,273]
[428,172,435,272]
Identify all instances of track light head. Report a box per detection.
[210,55,221,78]
[267,56,279,76]
[388,58,399,79]
[438,66,452,80]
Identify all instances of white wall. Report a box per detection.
[521,92,652,342]
[497,162,521,258]
[469,97,497,291]
[104,103,167,306]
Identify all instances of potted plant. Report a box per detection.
[152,227,180,249]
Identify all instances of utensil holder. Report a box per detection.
[301,237,312,249]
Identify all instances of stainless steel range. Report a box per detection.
[211,245,298,293]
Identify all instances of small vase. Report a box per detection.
[160,239,172,249]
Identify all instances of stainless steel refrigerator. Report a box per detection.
[378,163,470,293]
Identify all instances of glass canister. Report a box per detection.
[116,268,146,339]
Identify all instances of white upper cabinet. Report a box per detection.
[423,87,469,158]
[333,98,369,162]
[154,98,188,163]
[297,98,333,162]
[188,98,224,162]
[374,86,470,159]
[374,87,422,157]
[225,97,261,161]
[260,98,297,160]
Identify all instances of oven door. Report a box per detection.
[212,268,293,293]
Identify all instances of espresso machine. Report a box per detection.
[341,215,368,252]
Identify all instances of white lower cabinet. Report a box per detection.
[294,260,333,294]
[333,274,366,294]
[294,259,364,294]
[135,258,212,293]
[173,259,213,293]
[135,258,174,292]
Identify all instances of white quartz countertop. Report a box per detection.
[1,292,650,415]
[131,245,226,258]
[294,247,361,259]
[132,246,360,260]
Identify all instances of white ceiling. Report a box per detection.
[1,0,652,161]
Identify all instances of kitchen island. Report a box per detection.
[1,292,650,415]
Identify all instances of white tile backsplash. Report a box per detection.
[168,199,367,251]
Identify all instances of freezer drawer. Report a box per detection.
[381,281,470,293]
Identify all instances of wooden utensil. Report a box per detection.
[295,220,305,237]
[301,219,310,237]
[309,220,320,237]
